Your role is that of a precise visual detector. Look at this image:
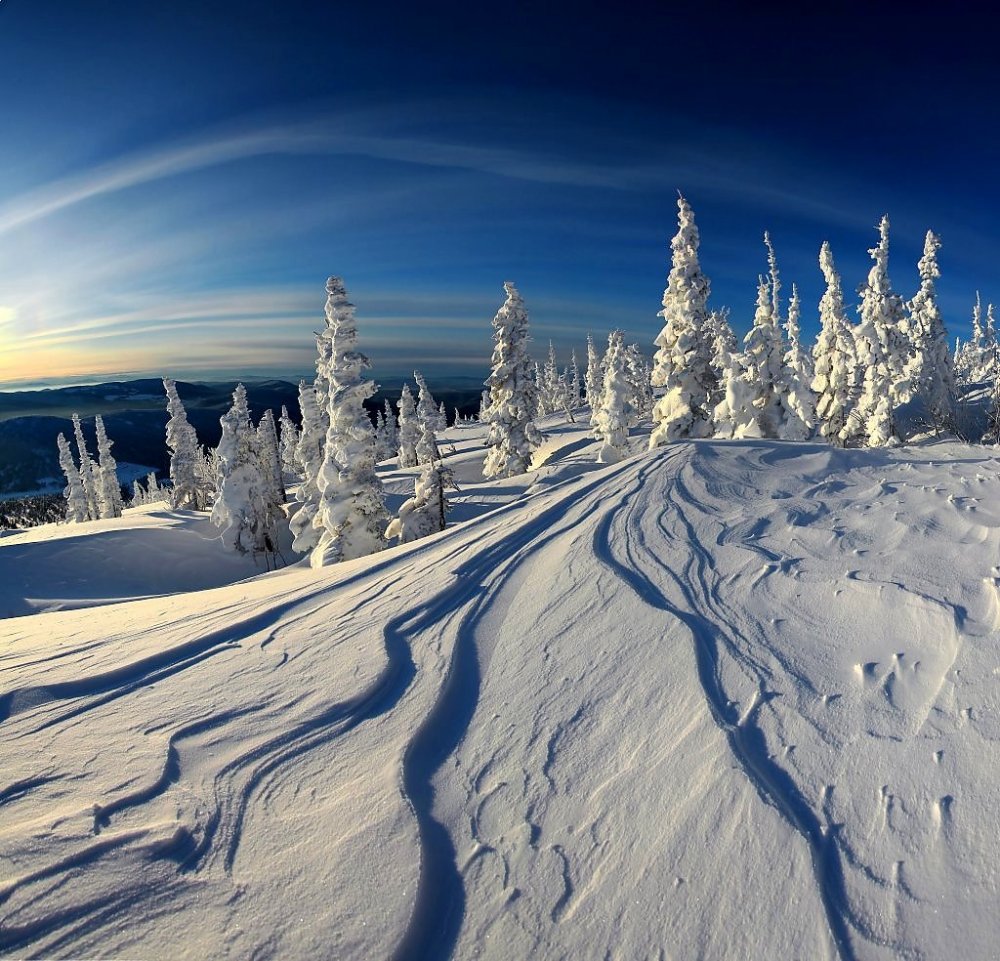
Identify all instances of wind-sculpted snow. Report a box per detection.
[3,422,1000,959]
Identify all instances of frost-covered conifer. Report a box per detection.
[478,389,490,422]
[310,277,389,566]
[649,194,716,445]
[570,350,581,407]
[584,333,602,409]
[57,432,88,522]
[414,370,446,432]
[211,384,265,553]
[483,281,543,478]
[93,415,122,519]
[594,331,634,463]
[706,307,738,406]
[385,423,453,544]
[903,231,955,431]
[289,380,325,552]
[278,405,301,478]
[848,219,904,446]
[438,401,447,428]
[781,285,816,435]
[383,399,398,448]
[164,377,206,509]
[623,344,653,420]
[713,352,761,439]
[257,408,286,506]
[396,383,420,468]
[131,478,145,507]
[145,472,165,505]
[71,414,99,520]
[812,242,857,444]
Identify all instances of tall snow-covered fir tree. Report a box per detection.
[706,307,738,407]
[212,384,274,554]
[781,284,816,435]
[383,399,398,451]
[739,266,809,440]
[385,422,453,544]
[57,432,88,523]
[414,370,446,432]
[289,380,326,553]
[903,230,955,431]
[278,406,301,479]
[93,415,123,519]
[848,218,903,446]
[623,343,653,421]
[812,242,857,444]
[569,350,582,407]
[310,277,389,567]
[256,408,286,507]
[483,281,543,478]
[584,333,602,412]
[649,194,716,446]
[163,378,207,509]
[594,331,634,463]
[396,383,420,468]
[71,414,99,521]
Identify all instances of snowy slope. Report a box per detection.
[2,420,1000,960]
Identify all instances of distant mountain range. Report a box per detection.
[0,376,487,497]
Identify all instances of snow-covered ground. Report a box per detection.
[3,416,1000,960]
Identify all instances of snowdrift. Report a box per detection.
[3,422,1000,960]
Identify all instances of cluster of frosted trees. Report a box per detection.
[647,196,963,448]
[56,414,123,522]
[56,195,996,563]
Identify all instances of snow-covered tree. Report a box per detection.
[289,380,325,552]
[903,231,955,432]
[57,432,88,522]
[257,408,286,507]
[438,401,448,428]
[383,399,398,449]
[212,384,270,553]
[164,377,207,509]
[738,265,810,440]
[584,333,602,409]
[847,218,904,446]
[414,370,446,432]
[93,415,123,519]
[706,307,738,406]
[310,277,389,566]
[594,331,634,463]
[396,383,420,468]
[71,414,99,520]
[131,478,145,507]
[483,281,543,478]
[385,423,454,544]
[278,405,301,479]
[569,350,582,407]
[781,285,816,435]
[713,352,761,439]
[649,194,717,446]
[812,242,857,444]
[623,343,653,421]
[478,388,491,422]
[144,471,165,506]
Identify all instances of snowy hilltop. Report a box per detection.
[4,200,1000,960]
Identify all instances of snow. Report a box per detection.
[3,413,1000,959]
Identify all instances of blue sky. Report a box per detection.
[1,3,998,388]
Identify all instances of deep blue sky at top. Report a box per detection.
[1,1,997,387]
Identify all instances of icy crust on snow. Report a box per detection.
[3,421,1000,959]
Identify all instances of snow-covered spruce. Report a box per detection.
[712,351,761,439]
[278,406,301,480]
[385,423,454,544]
[483,282,543,478]
[737,264,809,440]
[212,384,271,554]
[396,383,420,468]
[310,277,389,567]
[94,415,123,519]
[706,307,737,408]
[847,217,904,447]
[289,381,325,552]
[781,285,816,435]
[57,432,88,522]
[649,194,716,446]
[71,414,99,521]
[414,370,446,433]
[623,343,653,421]
[257,408,286,508]
[903,231,955,432]
[594,330,635,463]
[584,332,602,416]
[812,242,857,444]
[164,377,208,509]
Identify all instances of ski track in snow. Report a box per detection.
[3,423,1000,959]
